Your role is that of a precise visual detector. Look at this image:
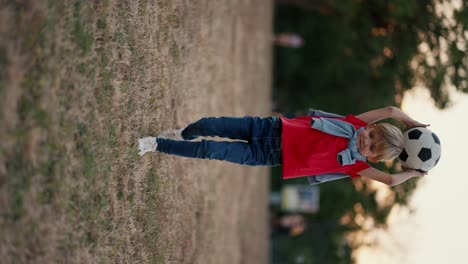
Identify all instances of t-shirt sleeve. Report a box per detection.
[348,162,371,178]
[344,114,368,128]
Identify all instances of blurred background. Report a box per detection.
[2,1,467,263]
[269,0,468,263]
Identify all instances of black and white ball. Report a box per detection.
[398,127,441,172]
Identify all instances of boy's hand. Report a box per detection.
[403,168,428,177]
[404,119,430,129]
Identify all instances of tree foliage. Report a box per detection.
[274,0,468,112]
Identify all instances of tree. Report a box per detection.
[275,0,341,16]
[274,0,468,110]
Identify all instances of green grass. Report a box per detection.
[6,149,32,220]
[1,0,188,262]
[72,2,93,54]
[2,0,107,258]
[0,47,6,96]
[3,4,50,221]
[142,168,163,263]
[167,13,180,28]
[170,40,180,65]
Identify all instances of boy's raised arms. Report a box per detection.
[356,106,429,128]
[356,106,430,185]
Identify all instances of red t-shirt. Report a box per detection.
[280,114,370,179]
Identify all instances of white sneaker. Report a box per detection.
[138,137,157,156]
[158,129,184,140]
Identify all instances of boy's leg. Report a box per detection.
[156,138,271,166]
[181,116,266,141]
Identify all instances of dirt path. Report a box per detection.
[0,0,273,263]
[143,0,274,263]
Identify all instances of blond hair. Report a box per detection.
[372,123,404,161]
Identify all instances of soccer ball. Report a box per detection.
[398,127,441,172]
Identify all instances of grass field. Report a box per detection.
[0,1,273,263]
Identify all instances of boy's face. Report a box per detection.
[357,125,381,162]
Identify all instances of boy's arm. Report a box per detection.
[356,106,429,128]
[357,167,427,186]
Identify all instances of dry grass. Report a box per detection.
[0,0,273,263]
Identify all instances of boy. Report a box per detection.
[139,106,428,186]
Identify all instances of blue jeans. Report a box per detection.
[156,116,282,166]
